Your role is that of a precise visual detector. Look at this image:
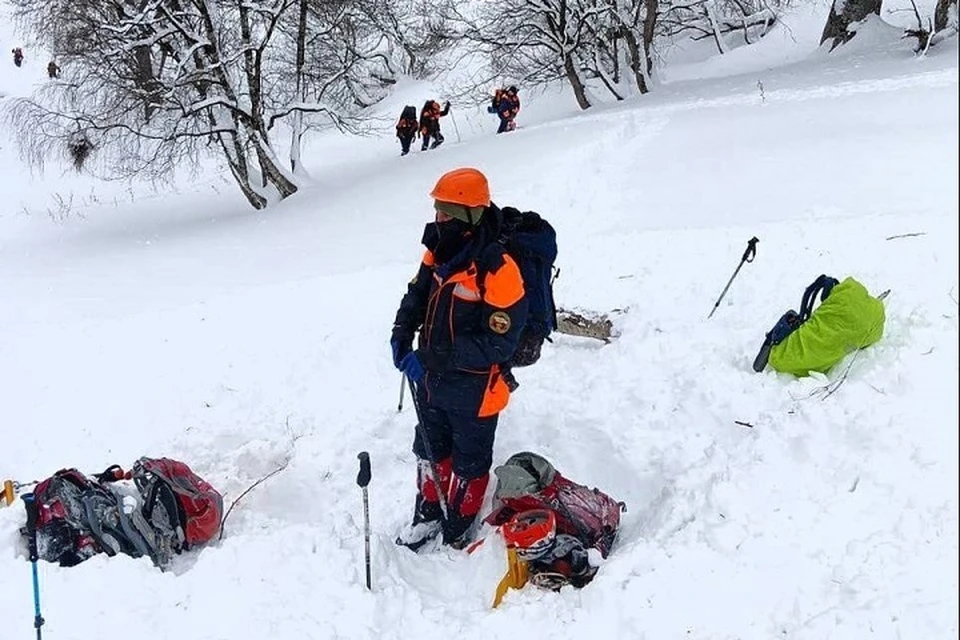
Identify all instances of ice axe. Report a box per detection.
[356,452,372,591]
[492,546,529,608]
[708,237,758,319]
[2,479,38,508]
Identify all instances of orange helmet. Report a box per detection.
[501,509,557,560]
[430,167,491,208]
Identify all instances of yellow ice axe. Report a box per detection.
[2,480,15,506]
[492,547,529,608]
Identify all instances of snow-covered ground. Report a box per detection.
[0,2,957,639]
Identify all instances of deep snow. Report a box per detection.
[0,3,957,639]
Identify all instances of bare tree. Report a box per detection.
[902,0,958,52]
[6,0,402,209]
[605,0,661,95]
[357,0,452,77]
[445,0,780,111]
[446,0,602,110]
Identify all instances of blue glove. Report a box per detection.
[399,351,426,382]
[391,337,411,369]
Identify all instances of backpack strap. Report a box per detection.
[753,275,840,372]
[799,275,839,322]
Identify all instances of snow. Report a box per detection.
[1,5,957,640]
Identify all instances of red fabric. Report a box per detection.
[450,472,489,517]
[485,472,622,557]
[418,457,453,504]
[139,458,223,546]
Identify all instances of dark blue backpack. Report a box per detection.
[489,206,559,368]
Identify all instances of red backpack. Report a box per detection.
[25,457,222,568]
[132,457,223,548]
[484,452,624,558]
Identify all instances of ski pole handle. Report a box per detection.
[22,493,40,562]
[742,237,759,263]
[356,452,371,488]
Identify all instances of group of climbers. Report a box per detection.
[10,47,61,79]
[394,86,521,156]
[396,100,451,156]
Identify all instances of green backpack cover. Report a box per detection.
[768,277,885,376]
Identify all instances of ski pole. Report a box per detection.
[21,493,45,640]
[707,237,759,319]
[405,375,450,521]
[397,374,405,413]
[356,452,372,591]
[448,107,462,143]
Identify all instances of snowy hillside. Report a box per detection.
[0,3,957,639]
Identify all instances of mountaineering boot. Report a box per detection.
[395,493,442,552]
[395,458,452,552]
[396,520,442,553]
[430,138,443,150]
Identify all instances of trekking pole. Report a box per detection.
[397,374,405,413]
[356,452,372,591]
[707,237,759,319]
[448,107,462,143]
[21,493,45,640]
[405,376,450,521]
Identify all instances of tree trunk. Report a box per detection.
[290,0,308,173]
[706,2,728,54]
[219,132,267,210]
[820,0,882,51]
[642,0,658,85]
[621,28,650,95]
[133,45,159,121]
[251,134,299,200]
[563,51,592,109]
[935,0,956,31]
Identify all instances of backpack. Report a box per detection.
[420,101,436,127]
[482,206,559,368]
[398,105,417,132]
[484,452,624,558]
[753,274,887,375]
[30,469,124,567]
[131,457,223,549]
[484,452,624,589]
[489,89,504,113]
[24,457,222,568]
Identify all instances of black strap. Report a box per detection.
[799,275,839,322]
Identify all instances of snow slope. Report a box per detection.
[0,7,957,640]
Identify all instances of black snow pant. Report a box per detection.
[421,125,444,150]
[410,383,497,544]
